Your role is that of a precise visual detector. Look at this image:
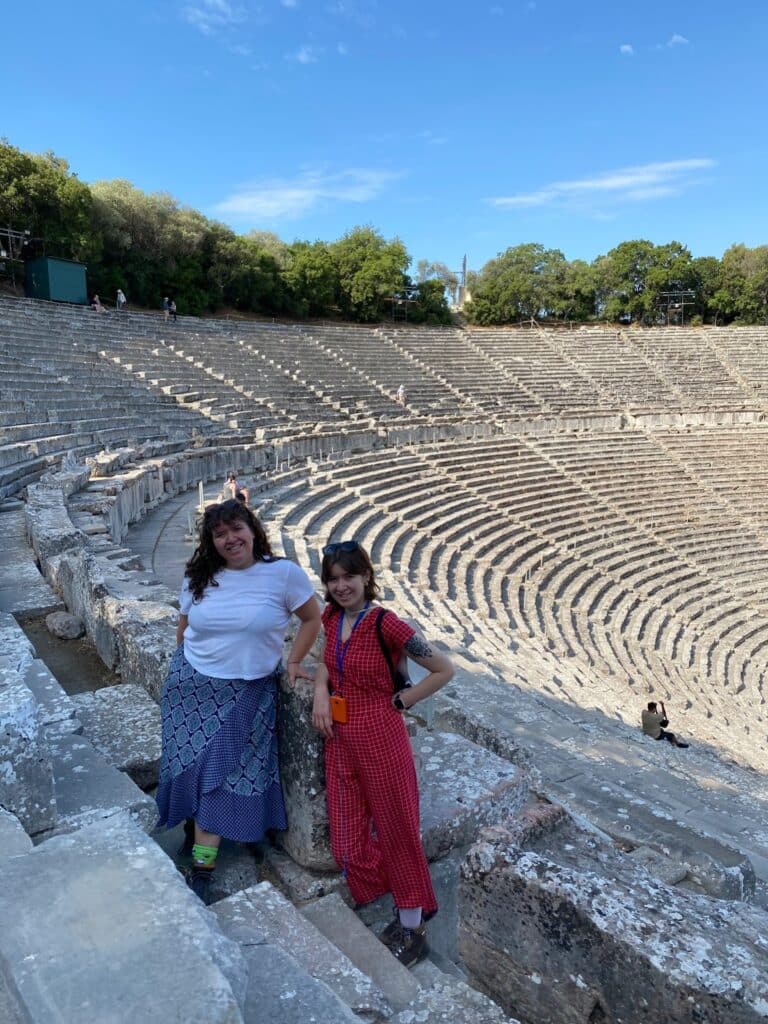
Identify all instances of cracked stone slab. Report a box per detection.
[213,882,392,1021]
[37,731,157,838]
[0,815,246,1023]
[71,683,161,788]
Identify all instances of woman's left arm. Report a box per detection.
[395,633,454,710]
[286,596,322,685]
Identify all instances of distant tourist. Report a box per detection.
[312,540,454,967]
[169,299,177,322]
[224,470,249,506]
[641,701,689,748]
[162,296,170,321]
[116,288,126,311]
[155,499,320,902]
[90,293,107,313]
[396,383,407,406]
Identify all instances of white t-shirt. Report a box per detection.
[179,558,315,679]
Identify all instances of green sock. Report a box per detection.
[191,843,218,867]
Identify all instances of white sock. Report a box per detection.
[398,907,422,929]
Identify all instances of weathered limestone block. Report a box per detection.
[303,892,421,1012]
[277,676,332,870]
[23,659,81,734]
[0,672,56,833]
[24,484,84,565]
[459,819,768,1024]
[414,729,529,861]
[110,603,177,700]
[71,683,161,788]
[0,612,36,675]
[393,978,520,1024]
[42,547,117,664]
[213,882,391,1021]
[0,815,247,1023]
[230,941,360,1023]
[45,610,85,640]
[0,807,33,856]
[41,732,156,837]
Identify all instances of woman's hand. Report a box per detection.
[312,687,334,739]
[287,661,314,686]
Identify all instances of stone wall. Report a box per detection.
[459,814,768,1024]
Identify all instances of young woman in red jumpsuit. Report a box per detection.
[312,541,454,967]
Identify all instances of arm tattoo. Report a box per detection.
[405,634,433,659]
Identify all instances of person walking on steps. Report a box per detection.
[641,701,689,747]
[155,498,321,902]
[162,296,170,321]
[116,288,126,311]
[312,540,454,968]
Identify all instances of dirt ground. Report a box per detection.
[22,617,119,695]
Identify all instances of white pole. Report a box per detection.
[199,480,204,512]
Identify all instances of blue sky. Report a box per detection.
[3,1,767,275]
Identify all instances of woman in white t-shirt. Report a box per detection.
[155,498,320,900]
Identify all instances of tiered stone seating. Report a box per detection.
[627,326,752,406]
[467,327,609,411]
[542,324,683,409]
[0,301,224,496]
[378,325,545,416]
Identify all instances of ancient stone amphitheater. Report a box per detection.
[2,294,768,1023]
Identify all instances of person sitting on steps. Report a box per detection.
[642,701,689,747]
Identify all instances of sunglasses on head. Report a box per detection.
[322,540,360,557]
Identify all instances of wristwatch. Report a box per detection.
[393,694,407,711]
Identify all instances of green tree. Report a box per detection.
[0,139,93,258]
[716,244,768,323]
[690,256,723,324]
[593,239,657,322]
[465,243,569,324]
[330,226,410,322]
[284,241,338,317]
[415,259,459,304]
[408,279,452,324]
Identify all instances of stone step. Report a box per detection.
[23,659,81,734]
[37,731,157,839]
[71,683,162,788]
[302,892,421,1012]
[212,882,391,1021]
[0,816,246,1023]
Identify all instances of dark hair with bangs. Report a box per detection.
[185,499,276,600]
[320,543,380,609]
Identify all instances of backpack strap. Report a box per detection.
[375,608,397,690]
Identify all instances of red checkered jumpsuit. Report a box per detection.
[322,605,438,916]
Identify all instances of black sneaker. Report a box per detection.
[184,863,216,903]
[383,923,429,968]
[177,818,195,864]
[379,909,400,945]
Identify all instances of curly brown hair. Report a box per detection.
[320,542,380,609]
[185,499,276,600]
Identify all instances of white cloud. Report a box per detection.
[490,158,715,210]
[337,41,348,55]
[281,0,298,7]
[287,44,319,63]
[214,167,403,220]
[182,0,245,34]
[230,44,251,56]
[668,33,689,46]
[619,43,633,56]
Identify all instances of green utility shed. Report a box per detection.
[25,257,88,304]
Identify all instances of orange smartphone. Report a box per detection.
[330,694,348,724]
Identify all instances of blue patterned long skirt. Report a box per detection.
[155,646,288,842]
